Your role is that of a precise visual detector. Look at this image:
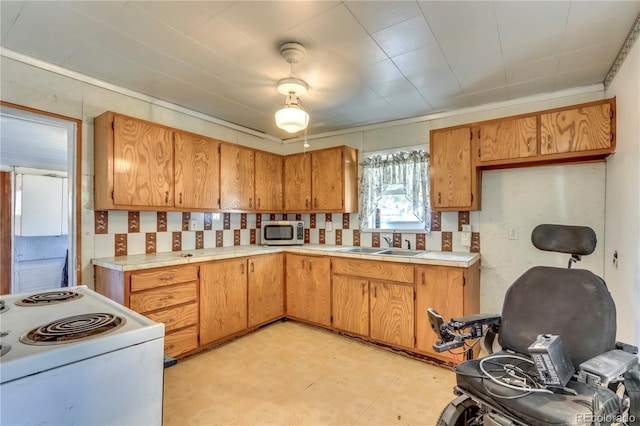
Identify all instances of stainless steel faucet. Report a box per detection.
[383,235,393,247]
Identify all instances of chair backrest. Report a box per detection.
[498,225,616,366]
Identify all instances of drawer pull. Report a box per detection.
[160,275,175,281]
[159,296,174,302]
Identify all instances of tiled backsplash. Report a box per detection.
[94,211,480,258]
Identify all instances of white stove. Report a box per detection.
[0,286,165,425]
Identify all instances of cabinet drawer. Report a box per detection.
[165,325,198,358]
[146,302,197,333]
[332,258,414,284]
[130,265,199,292]
[130,282,197,313]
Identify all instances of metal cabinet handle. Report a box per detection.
[257,198,261,208]
[309,260,312,271]
[373,286,377,298]
[421,273,425,286]
[159,275,175,281]
[249,198,253,208]
[179,193,183,204]
[361,282,366,296]
[438,192,442,204]
[165,191,169,203]
[241,263,245,274]
[314,198,318,208]
[250,262,254,273]
[159,296,174,302]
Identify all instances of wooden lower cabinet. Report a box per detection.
[199,259,248,346]
[370,281,414,348]
[94,264,200,359]
[248,253,284,327]
[331,258,415,348]
[285,254,331,326]
[96,253,479,363]
[415,264,480,363]
[332,275,369,336]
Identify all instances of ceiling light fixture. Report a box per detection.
[275,42,309,134]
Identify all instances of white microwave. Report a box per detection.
[261,220,305,245]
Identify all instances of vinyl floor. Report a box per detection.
[163,320,456,426]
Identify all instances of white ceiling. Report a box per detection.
[1,1,639,140]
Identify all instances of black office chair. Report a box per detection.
[429,224,640,425]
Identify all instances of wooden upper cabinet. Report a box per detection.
[95,111,220,212]
[283,146,358,213]
[430,127,479,211]
[96,113,175,209]
[311,148,344,210]
[478,116,537,162]
[254,151,283,211]
[283,153,312,211]
[174,132,220,210]
[220,143,255,211]
[540,102,612,155]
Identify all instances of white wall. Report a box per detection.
[479,163,606,314]
[605,36,640,346]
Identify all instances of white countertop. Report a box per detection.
[92,245,480,271]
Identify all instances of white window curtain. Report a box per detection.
[359,150,431,232]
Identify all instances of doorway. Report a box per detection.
[0,103,81,294]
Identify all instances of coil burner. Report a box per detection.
[15,291,83,306]
[20,313,126,345]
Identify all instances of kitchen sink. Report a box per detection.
[340,247,425,257]
[340,247,385,254]
[375,249,424,257]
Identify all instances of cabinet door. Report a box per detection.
[254,151,283,211]
[248,253,284,327]
[283,153,311,211]
[220,144,255,210]
[430,127,473,209]
[370,281,414,348]
[174,132,220,209]
[199,259,248,345]
[479,116,537,162]
[306,257,331,326]
[113,115,174,207]
[332,275,369,336]
[311,148,344,211]
[285,254,308,320]
[540,103,611,155]
[285,254,330,326]
[415,266,464,361]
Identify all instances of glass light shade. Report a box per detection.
[275,105,309,133]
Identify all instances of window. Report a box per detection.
[359,150,430,232]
